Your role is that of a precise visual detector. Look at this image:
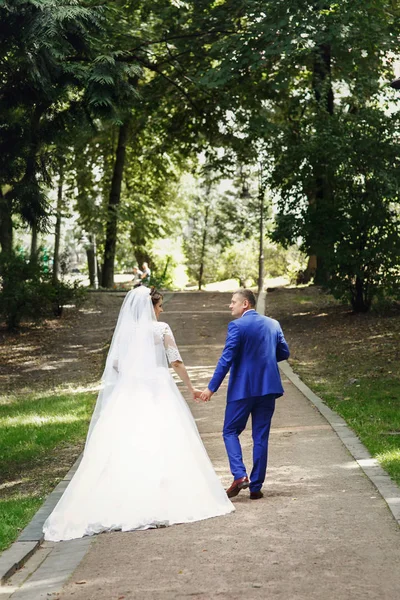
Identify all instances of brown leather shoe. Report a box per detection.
[226,476,249,498]
[250,491,263,500]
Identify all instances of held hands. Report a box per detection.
[190,388,213,403]
[192,389,203,403]
[200,388,213,403]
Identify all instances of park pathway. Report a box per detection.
[4,292,400,599]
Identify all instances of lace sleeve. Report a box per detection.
[162,323,183,363]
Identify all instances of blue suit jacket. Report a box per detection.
[208,310,290,402]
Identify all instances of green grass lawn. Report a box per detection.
[0,390,96,552]
[297,371,400,485]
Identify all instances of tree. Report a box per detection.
[322,109,400,311]
[182,156,268,289]
[0,0,109,250]
[101,119,130,287]
[192,0,400,308]
[183,172,218,290]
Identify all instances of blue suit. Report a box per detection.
[208,310,289,492]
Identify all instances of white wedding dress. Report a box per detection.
[43,287,234,541]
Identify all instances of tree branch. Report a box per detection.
[134,55,202,114]
[126,28,235,55]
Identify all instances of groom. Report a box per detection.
[201,289,289,500]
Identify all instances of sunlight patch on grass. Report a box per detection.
[1,414,82,427]
[0,391,95,469]
[64,383,101,395]
[0,383,101,406]
[0,478,28,491]
[378,449,400,482]
[292,296,314,304]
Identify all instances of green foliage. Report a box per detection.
[182,161,265,288]
[150,257,175,290]
[0,0,107,233]
[0,251,50,329]
[0,249,86,329]
[3,0,400,305]
[264,243,307,281]
[195,0,400,309]
[217,239,306,285]
[217,240,258,286]
[44,278,87,317]
[327,194,400,312]
[0,0,143,256]
[182,174,223,289]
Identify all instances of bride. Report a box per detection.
[43,286,234,541]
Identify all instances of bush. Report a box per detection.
[150,256,175,290]
[0,251,46,329]
[326,199,400,312]
[43,279,87,317]
[217,240,307,286]
[0,250,86,329]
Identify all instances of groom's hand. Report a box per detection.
[200,388,213,402]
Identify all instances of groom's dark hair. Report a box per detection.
[234,289,256,308]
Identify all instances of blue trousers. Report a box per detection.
[223,394,276,492]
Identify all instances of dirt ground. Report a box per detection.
[0,292,127,397]
[263,285,400,387]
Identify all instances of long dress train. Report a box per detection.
[43,317,234,541]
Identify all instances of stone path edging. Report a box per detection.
[279,361,400,526]
[258,291,400,527]
[0,456,82,584]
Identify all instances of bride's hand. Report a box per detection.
[192,389,203,403]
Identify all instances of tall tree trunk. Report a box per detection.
[97,261,102,287]
[26,104,46,240]
[86,234,97,288]
[162,256,171,282]
[134,250,149,269]
[30,220,38,262]
[52,165,64,284]
[303,254,317,283]
[0,189,13,253]
[311,42,334,286]
[351,276,370,313]
[198,204,210,291]
[101,120,130,288]
[258,173,266,294]
[130,227,149,268]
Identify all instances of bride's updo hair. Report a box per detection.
[150,287,163,306]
